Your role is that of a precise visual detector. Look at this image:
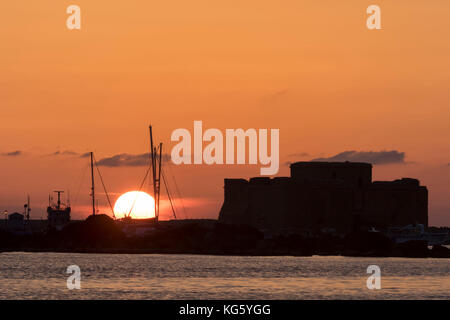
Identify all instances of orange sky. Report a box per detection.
[1,1,450,225]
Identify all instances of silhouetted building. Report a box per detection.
[6,212,26,234]
[219,162,428,233]
[47,191,71,230]
[8,212,24,224]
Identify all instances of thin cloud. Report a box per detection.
[287,152,310,158]
[48,150,91,158]
[270,89,289,99]
[311,150,406,165]
[1,150,22,157]
[96,153,171,167]
[260,89,290,108]
[52,150,79,156]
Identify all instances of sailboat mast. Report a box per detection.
[90,152,96,215]
[157,143,162,220]
[149,126,156,220]
[26,194,30,221]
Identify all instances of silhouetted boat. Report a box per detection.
[86,125,177,228]
[387,224,447,246]
[47,191,70,230]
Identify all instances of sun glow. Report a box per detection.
[113,191,155,219]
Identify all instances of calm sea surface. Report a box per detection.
[0,252,448,299]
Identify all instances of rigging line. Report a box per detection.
[127,164,151,217]
[148,151,152,191]
[93,155,115,218]
[161,168,177,219]
[161,166,179,218]
[72,162,89,211]
[167,160,188,219]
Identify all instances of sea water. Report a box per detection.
[0,252,448,299]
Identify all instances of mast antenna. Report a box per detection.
[90,152,96,216]
[53,191,64,210]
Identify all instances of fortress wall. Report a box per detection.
[247,177,277,229]
[269,178,292,230]
[284,185,354,232]
[252,177,292,231]
[244,179,355,233]
[218,179,250,225]
[322,187,355,232]
[363,180,428,227]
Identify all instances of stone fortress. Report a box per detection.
[219,162,428,233]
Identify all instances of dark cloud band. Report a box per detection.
[1,150,22,157]
[311,150,405,165]
[96,153,171,167]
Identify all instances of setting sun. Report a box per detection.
[113,191,155,219]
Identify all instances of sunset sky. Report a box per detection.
[1,1,449,225]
